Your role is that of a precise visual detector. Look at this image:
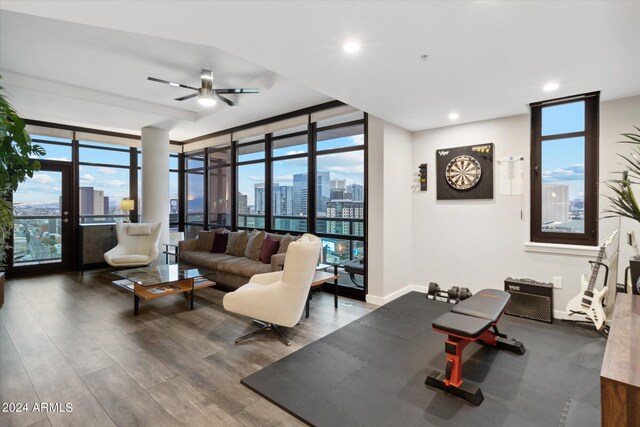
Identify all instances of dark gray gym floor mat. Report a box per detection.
[241,292,606,427]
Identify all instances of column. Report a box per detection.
[141,127,169,264]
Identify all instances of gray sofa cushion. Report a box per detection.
[196,230,216,251]
[216,256,272,277]
[244,230,266,260]
[226,231,248,256]
[277,233,298,254]
[180,251,235,270]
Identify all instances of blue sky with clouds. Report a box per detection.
[541,101,586,200]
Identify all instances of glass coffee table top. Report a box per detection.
[113,263,215,287]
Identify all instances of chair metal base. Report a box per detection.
[235,320,291,346]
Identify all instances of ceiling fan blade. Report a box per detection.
[214,88,259,94]
[215,93,235,107]
[147,76,199,91]
[175,93,199,101]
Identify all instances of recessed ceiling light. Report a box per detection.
[198,96,217,107]
[343,41,361,53]
[543,82,560,92]
[448,112,459,121]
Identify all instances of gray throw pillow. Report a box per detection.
[196,231,216,251]
[277,233,298,254]
[244,230,266,260]
[226,231,249,256]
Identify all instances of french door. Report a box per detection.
[10,161,74,274]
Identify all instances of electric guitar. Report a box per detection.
[565,230,618,331]
[626,231,639,293]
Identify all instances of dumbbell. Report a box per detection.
[459,287,472,301]
[428,282,440,297]
[448,286,473,303]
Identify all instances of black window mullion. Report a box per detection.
[309,120,317,236]
[265,133,273,233]
[178,152,185,232]
[231,142,237,230]
[203,147,209,231]
[129,147,138,223]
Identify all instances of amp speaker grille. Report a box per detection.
[505,291,552,323]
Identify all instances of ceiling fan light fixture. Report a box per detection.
[197,96,217,107]
[197,87,216,107]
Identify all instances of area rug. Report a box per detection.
[242,292,605,427]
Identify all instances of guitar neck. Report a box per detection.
[586,246,606,293]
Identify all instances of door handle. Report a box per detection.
[63,211,69,216]
[63,218,69,223]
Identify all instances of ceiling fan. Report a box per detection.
[147,69,259,107]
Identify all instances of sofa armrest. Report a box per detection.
[271,253,286,271]
[179,239,199,253]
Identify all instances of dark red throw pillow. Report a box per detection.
[210,232,229,253]
[259,236,280,264]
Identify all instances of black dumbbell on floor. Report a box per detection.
[428,283,473,304]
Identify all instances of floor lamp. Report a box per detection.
[120,199,134,223]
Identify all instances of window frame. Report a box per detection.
[530,92,599,246]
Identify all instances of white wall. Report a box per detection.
[410,95,640,315]
[366,116,413,304]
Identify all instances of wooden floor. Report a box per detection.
[0,270,375,427]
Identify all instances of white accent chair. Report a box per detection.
[223,233,322,346]
[104,222,162,268]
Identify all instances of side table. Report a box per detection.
[162,243,179,264]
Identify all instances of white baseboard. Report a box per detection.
[553,309,569,320]
[366,284,427,306]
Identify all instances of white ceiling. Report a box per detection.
[1,1,639,141]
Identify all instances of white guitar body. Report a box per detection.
[565,274,607,330]
[565,230,618,331]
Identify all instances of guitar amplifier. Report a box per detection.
[504,278,553,323]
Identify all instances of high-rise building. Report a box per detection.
[347,184,364,202]
[317,171,331,215]
[542,184,570,224]
[79,186,94,215]
[331,179,346,190]
[293,173,308,216]
[255,184,266,215]
[331,189,353,201]
[326,200,365,235]
[237,192,248,214]
[78,187,112,216]
[272,185,293,216]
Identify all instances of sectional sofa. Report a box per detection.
[178,229,299,289]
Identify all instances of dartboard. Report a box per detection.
[445,155,481,190]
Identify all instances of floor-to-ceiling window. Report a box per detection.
[208,145,232,229]
[271,125,309,233]
[184,150,205,238]
[78,140,132,224]
[236,137,266,230]
[313,112,366,294]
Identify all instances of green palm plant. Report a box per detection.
[0,79,45,269]
[603,127,640,222]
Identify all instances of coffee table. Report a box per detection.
[112,263,216,315]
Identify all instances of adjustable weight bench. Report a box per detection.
[425,289,526,405]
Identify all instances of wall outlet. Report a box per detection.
[552,276,562,289]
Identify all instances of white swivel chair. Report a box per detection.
[104,222,162,268]
[223,233,322,346]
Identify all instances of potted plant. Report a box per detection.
[604,126,640,295]
[0,79,45,306]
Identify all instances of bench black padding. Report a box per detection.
[432,312,492,339]
[450,288,510,322]
[426,289,525,406]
